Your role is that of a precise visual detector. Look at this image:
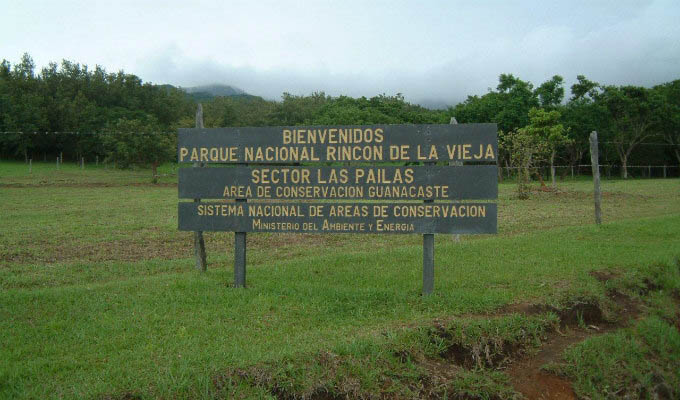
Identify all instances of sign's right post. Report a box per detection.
[422,161,435,296]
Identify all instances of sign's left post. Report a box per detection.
[234,198,247,287]
[192,104,207,271]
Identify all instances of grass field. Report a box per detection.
[1,161,679,399]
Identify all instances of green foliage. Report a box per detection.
[501,129,541,199]
[101,117,175,182]
[535,75,565,109]
[653,79,680,164]
[523,108,570,150]
[524,108,571,186]
[0,53,193,160]
[600,85,664,178]
[452,73,539,134]
[570,75,601,101]
[1,53,678,171]
[501,107,570,195]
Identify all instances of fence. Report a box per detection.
[2,131,679,180]
[498,164,679,181]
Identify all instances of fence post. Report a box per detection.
[589,131,602,225]
[29,159,32,174]
[648,165,651,178]
[81,157,84,170]
[96,155,99,166]
[571,166,574,179]
[663,165,667,178]
[193,104,208,272]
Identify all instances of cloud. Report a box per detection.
[4,0,679,107]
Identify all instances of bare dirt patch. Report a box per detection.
[1,230,352,267]
[506,277,643,400]
[589,269,620,283]
[507,331,583,400]
[211,288,646,400]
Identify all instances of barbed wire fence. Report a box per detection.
[1,131,679,179]
[499,165,679,181]
[0,130,179,177]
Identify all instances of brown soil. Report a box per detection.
[589,269,620,283]
[507,327,598,400]
[506,275,642,400]
[0,231,340,265]
[216,289,642,400]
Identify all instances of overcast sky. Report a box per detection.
[2,0,679,106]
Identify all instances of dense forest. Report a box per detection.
[1,53,678,179]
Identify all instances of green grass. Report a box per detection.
[549,260,680,399]
[555,317,680,400]
[1,162,679,398]
[0,160,179,185]
[209,312,558,399]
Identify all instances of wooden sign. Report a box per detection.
[178,124,497,164]
[178,165,498,200]
[178,202,497,234]
[178,123,498,293]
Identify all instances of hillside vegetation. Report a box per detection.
[1,54,678,180]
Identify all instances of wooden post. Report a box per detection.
[57,157,59,170]
[29,159,32,174]
[96,155,99,166]
[571,166,574,179]
[449,117,461,243]
[234,199,247,288]
[589,131,602,225]
[663,165,667,178]
[193,104,208,271]
[423,161,435,296]
[81,157,84,170]
[648,165,651,178]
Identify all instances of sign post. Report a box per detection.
[193,104,207,271]
[234,195,247,287]
[178,124,498,291]
[423,160,435,295]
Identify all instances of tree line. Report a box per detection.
[1,53,678,182]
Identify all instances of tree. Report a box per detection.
[535,75,565,109]
[495,74,540,132]
[561,76,605,175]
[600,85,663,178]
[524,108,570,188]
[570,75,600,101]
[501,127,547,199]
[653,80,680,165]
[451,74,539,178]
[102,117,175,183]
